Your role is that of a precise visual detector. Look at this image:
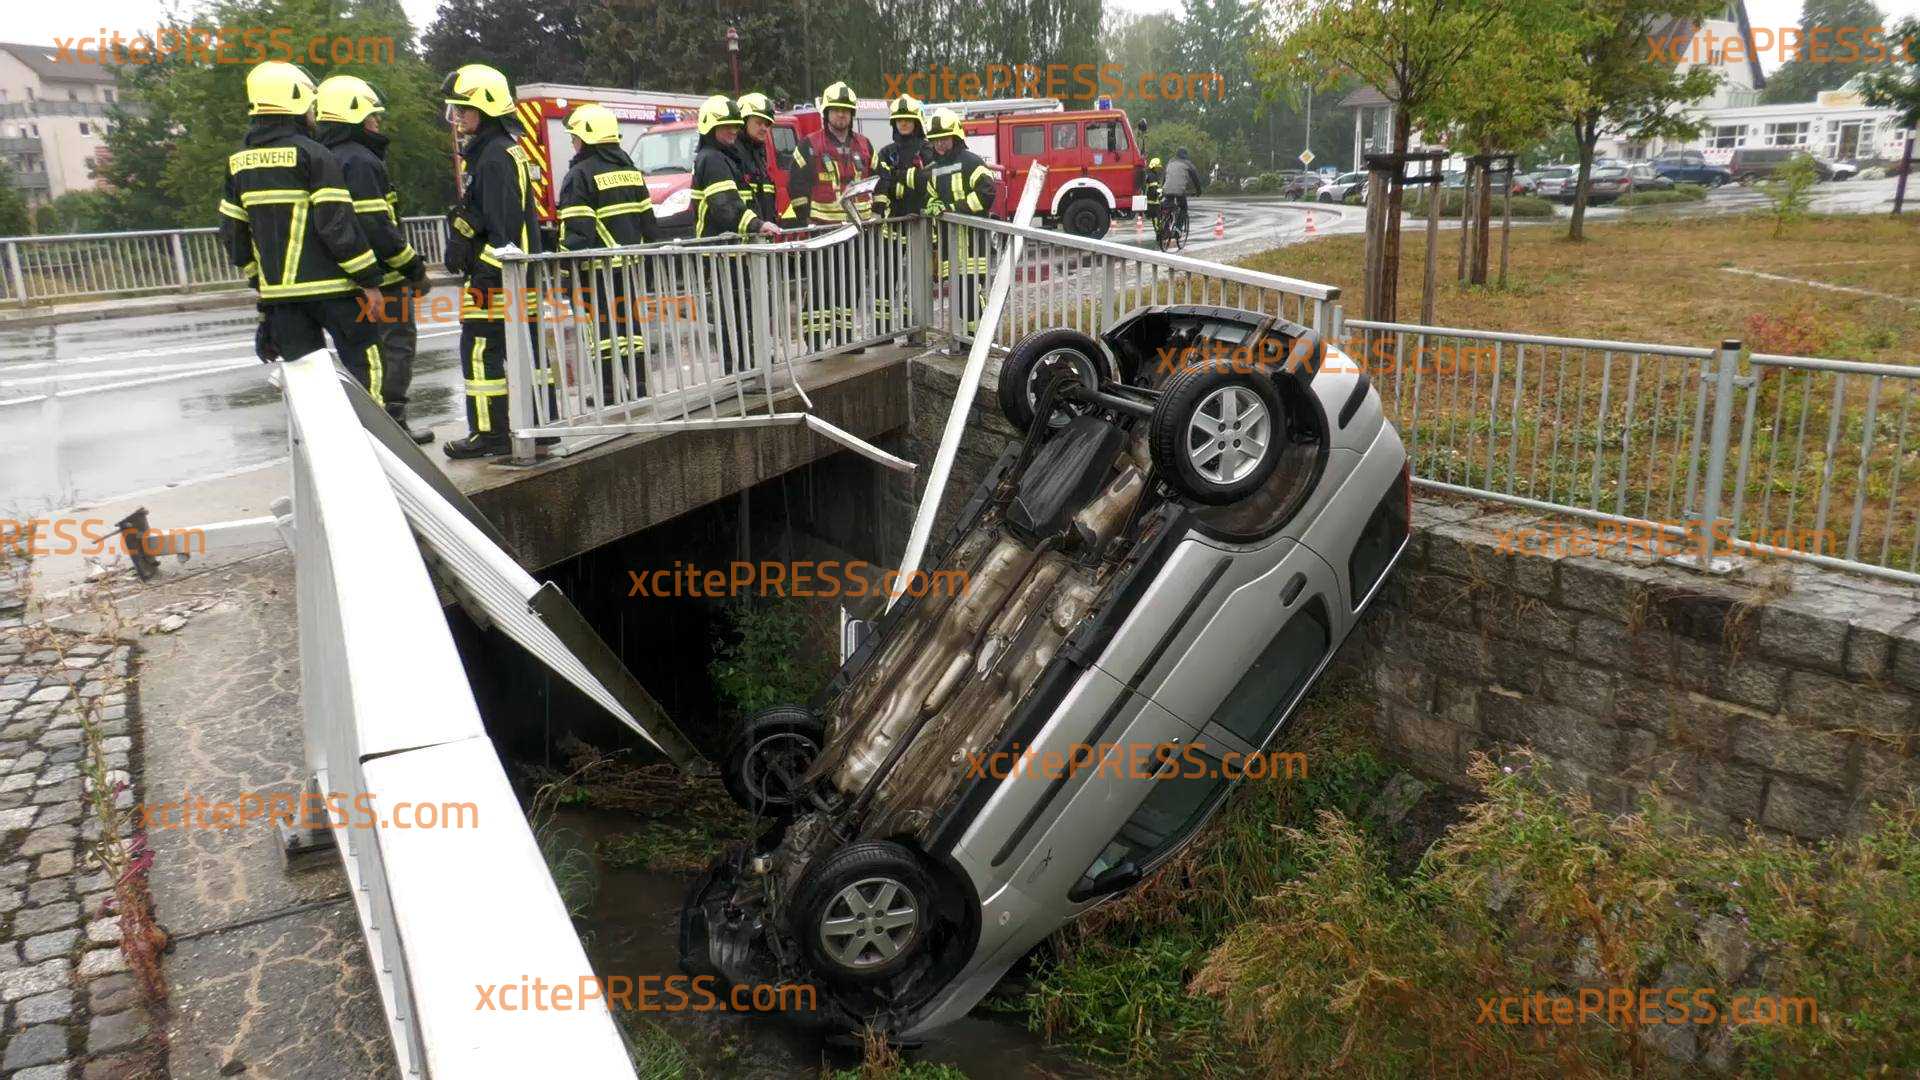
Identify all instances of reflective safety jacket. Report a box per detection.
[217,117,385,304]
[453,119,542,322]
[314,121,422,288]
[917,145,997,219]
[874,132,927,219]
[691,135,761,239]
[735,138,780,226]
[556,143,662,252]
[786,127,875,225]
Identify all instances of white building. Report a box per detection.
[0,41,122,210]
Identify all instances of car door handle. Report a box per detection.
[1281,572,1307,606]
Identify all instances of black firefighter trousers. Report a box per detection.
[261,294,383,401]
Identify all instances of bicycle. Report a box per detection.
[1150,199,1187,253]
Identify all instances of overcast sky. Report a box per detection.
[11,0,1920,76]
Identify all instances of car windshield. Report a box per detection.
[1541,168,1571,179]
[1595,167,1627,178]
[630,128,697,174]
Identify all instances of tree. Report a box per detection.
[1759,0,1884,104]
[1141,121,1219,182]
[423,0,590,87]
[0,163,29,236]
[97,0,453,232]
[1859,16,1919,213]
[1252,0,1515,319]
[1561,0,1722,240]
[34,190,115,234]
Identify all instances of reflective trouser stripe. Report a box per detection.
[466,338,509,434]
[366,344,383,407]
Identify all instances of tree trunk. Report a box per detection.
[1457,159,1472,282]
[1472,163,1492,285]
[1569,119,1598,242]
[1363,168,1387,320]
[1895,130,1914,216]
[1421,166,1441,325]
[1499,178,1512,288]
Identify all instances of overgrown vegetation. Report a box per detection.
[709,596,840,718]
[1759,155,1821,238]
[1402,190,1556,218]
[1191,751,1920,1076]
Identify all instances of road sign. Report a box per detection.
[1298,149,1315,167]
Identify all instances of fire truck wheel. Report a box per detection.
[1061,196,1110,239]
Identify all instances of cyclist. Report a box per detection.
[1162,147,1203,238]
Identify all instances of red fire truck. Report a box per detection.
[954,103,1148,238]
[507,83,710,228]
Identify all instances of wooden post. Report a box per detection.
[1421,160,1441,326]
[1471,156,1492,285]
[1456,160,1472,283]
[1498,154,1514,288]
[1362,167,1386,320]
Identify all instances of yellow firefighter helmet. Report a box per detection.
[817,80,858,115]
[564,103,621,145]
[924,107,964,142]
[245,61,318,117]
[440,63,514,118]
[314,75,384,125]
[737,92,774,123]
[889,95,924,124]
[697,94,744,135]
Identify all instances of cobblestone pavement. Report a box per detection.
[0,573,165,1077]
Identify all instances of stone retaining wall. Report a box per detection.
[903,350,1920,841]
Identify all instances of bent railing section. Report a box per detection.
[281,352,634,1079]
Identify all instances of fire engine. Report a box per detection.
[952,101,1149,238]
[506,83,710,228]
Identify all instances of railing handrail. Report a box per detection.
[0,215,444,246]
[947,212,1343,302]
[1343,316,1717,359]
[1748,351,1920,378]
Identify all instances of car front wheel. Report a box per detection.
[1149,361,1289,504]
[997,327,1106,432]
[791,840,936,985]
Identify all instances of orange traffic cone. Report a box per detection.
[1134,211,1143,239]
[1213,213,1224,239]
[1305,210,1317,236]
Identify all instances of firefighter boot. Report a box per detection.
[443,432,511,460]
[387,403,435,445]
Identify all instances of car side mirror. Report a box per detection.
[1085,860,1143,896]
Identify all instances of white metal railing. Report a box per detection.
[280,351,634,1079]
[1340,311,1920,584]
[500,219,931,465]
[938,214,1342,345]
[0,217,447,306]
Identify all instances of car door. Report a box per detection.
[1083,117,1133,205]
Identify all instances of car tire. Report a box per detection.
[1709,175,1726,189]
[1061,197,1110,239]
[997,328,1105,433]
[1148,361,1289,505]
[791,840,937,986]
[722,705,824,817]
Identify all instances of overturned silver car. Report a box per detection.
[682,304,1410,1038]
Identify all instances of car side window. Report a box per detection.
[1012,125,1044,158]
[1052,122,1079,151]
[1075,758,1228,896]
[1210,596,1331,746]
[772,125,797,157]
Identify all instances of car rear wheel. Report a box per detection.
[791,840,936,985]
[1061,196,1110,239]
[722,705,824,817]
[1709,174,1726,188]
[997,328,1105,432]
[1149,362,1288,505]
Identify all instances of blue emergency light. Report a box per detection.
[1096,96,1112,110]
[660,109,678,122]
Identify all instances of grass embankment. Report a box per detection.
[1239,213,1920,361]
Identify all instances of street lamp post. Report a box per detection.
[726,27,741,95]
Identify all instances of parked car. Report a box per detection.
[683,303,1411,1039]
[1283,172,1324,199]
[1510,172,1538,195]
[1585,165,1633,202]
[1728,147,1837,184]
[1318,171,1367,202]
[1533,166,1575,200]
[1650,150,1731,188]
[1627,164,1673,192]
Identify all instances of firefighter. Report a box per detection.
[692,95,778,374]
[735,92,781,225]
[439,62,542,460]
[218,62,387,390]
[1145,156,1165,214]
[312,74,433,443]
[557,102,660,401]
[917,107,997,337]
[872,94,926,331]
[786,80,875,351]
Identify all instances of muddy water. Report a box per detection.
[551,809,1101,1078]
